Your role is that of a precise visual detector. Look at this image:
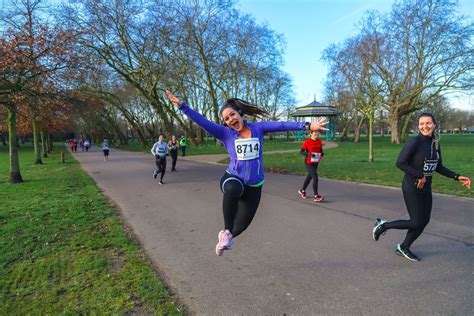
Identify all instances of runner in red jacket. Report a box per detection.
[298,130,324,202]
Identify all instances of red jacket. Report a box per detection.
[301,138,323,164]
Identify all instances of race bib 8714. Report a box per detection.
[235,138,260,160]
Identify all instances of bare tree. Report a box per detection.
[361,0,473,143]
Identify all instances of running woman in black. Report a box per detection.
[372,113,471,262]
[168,135,179,172]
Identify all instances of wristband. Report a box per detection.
[454,174,459,181]
[305,122,311,130]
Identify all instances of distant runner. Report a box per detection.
[298,130,325,202]
[151,134,169,185]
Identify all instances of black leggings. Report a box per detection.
[155,156,166,181]
[301,163,319,195]
[220,173,262,237]
[170,150,178,170]
[384,190,432,248]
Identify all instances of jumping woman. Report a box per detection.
[372,112,471,262]
[166,91,328,256]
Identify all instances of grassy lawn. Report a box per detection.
[0,144,181,315]
[213,134,472,198]
[119,135,302,155]
[260,134,473,198]
[118,134,473,197]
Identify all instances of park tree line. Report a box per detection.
[1,0,79,183]
[322,0,473,160]
[1,0,472,182]
[1,0,295,183]
[60,0,295,147]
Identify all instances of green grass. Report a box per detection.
[119,136,302,155]
[118,134,473,197]
[0,144,182,315]
[259,134,474,198]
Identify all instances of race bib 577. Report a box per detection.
[423,159,438,176]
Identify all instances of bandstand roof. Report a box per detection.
[291,100,342,117]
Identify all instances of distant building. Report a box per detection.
[291,99,342,140]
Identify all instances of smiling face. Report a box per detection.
[310,130,319,140]
[221,107,244,132]
[418,115,435,137]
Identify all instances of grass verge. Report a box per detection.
[220,135,474,198]
[0,144,182,315]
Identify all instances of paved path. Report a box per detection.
[73,147,473,315]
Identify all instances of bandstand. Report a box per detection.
[291,99,342,141]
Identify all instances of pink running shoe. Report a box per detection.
[222,230,233,250]
[298,190,308,199]
[314,195,324,202]
[216,230,225,256]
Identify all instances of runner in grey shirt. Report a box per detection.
[151,134,168,185]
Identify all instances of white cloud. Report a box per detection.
[448,94,474,111]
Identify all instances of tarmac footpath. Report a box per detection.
[73,147,474,315]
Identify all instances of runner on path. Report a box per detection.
[168,135,179,172]
[166,91,328,256]
[102,140,110,161]
[298,130,324,202]
[372,112,471,262]
[151,134,169,185]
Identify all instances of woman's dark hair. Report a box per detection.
[219,98,268,118]
[418,112,438,126]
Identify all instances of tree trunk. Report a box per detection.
[368,110,374,162]
[132,125,148,148]
[47,131,52,152]
[41,128,48,158]
[7,106,23,183]
[380,110,385,138]
[400,112,414,143]
[32,119,43,164]
[389,109,401,144]
[354,116,365,143]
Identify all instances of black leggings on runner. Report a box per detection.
[170,150,178,171]
[220,173,262,237]
[302,163,319,195]
[155,156,166,181]
[384,190,432,248]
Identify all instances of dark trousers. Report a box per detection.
[181,146,186,156]
[155,156,166,181]
[220,173,262,237]
[384,190,432,248]
[170,150,178,171]
[301,163,319,196]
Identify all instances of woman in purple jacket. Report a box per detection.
[166,91,328,256]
